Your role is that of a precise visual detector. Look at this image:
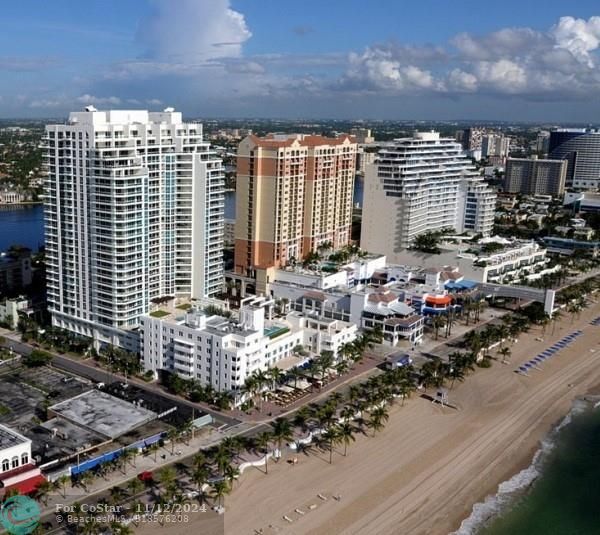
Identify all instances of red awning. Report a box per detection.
[4,475,46,495]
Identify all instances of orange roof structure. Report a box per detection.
[425,295,452,305]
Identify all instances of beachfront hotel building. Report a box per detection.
[43,108,224,351]
[361,131,496,261]
[234,133,357,276]
[140,296,357,399]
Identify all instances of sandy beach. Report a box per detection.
[215,302,600,535]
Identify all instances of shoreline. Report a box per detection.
[221,301,600,535]
[451,391,600,534]
[0,201,42,207]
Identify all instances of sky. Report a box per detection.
[1,0,600,121]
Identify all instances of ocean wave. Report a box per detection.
[450,398,591,535]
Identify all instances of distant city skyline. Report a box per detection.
[1,0,600,121]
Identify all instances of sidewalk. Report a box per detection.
[38,420,259,517]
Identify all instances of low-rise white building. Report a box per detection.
[286,312,358,357]
[140,296,356,400]
[0,424,32,474]
[0,297,29,329]
[458,238,559,284]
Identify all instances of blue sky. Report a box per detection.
[1,0,600,121]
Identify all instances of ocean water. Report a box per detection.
[454,398,600,535]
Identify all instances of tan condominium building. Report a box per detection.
[504,156,567,197]
[235,133,357,276]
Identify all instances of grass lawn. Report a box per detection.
[176,303,192,310]
[149,310,170,318]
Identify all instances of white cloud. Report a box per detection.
[551,16,600,67]
[76,94,121,105]
[447,68,478,92]
[138,0,251,62]
[146,98,162,106]
[339,47,444,93]
[29,98,63,109]
[474,59,527,93]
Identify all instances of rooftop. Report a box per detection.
[49,390,157,440]
[247,133,356,149]
[0,424,29,450]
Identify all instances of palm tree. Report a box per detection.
[293,406,312,433]
[224,464,240,487]
[211,479,230,509]
[57,474,70,498]
[79,471,94,492]
[213,443,233,477]
[127,477,144,497]
[472,298,486,322]
[120,448,136,474]
[430,315,446,340]
[448,365,466,389]
[288,367,305,389]
[551,309,563,334]
[267,367,285,389]
[368,406,389,437]
[166,428,179,455]
[322,426,339,464]
[445,308,457,338]
[339,341,357,362]
[109,485,126,505]
[192,452,207,471]
[242,375,258,406]
[191,465,209,502]
[317,351,335,382]
[253,369,270,410]
[271,417,294,459]
[398,380,413,406]
[148,443,160,463]
[567,301,582,323]
[178,420,194,445]
[337,422,356,456]
[336,360,350,376]
[35,479,54,505]
[499,346,512,364]
[254,431,273,474]
[157,466,177,492]
[326,391,344,410]
[111,522,134,535]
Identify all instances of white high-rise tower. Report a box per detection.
[43,108,224,351]
[361,131,496,261]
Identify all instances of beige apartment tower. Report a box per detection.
[235,134,357,275]
[504,157,567,196]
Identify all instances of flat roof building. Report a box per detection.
[504,157,567,197]
[141,296,357,402]
[43,108,224,351]
[0,424,32,475]
[48,390,157,439]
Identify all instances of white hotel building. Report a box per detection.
[140,297,357,398]
[361,132,496,262]
[43,108,224,351]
